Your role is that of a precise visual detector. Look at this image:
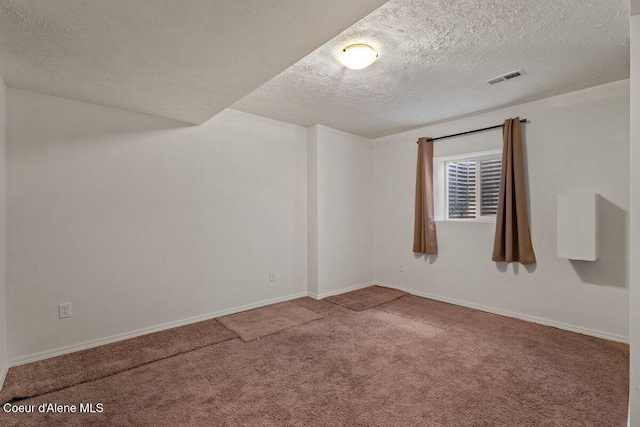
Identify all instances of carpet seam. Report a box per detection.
[338,311,452,397]
[236,315,325,343]
[340,365,390,395]
[3,335,241,404]
[327,293,407,312]
[5,304,323,403]
[372,306,460,330]
[184,353,218,392]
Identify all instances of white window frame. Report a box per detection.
[442,150,502,223]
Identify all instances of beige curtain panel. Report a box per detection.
[492,118,536,265]
[413,137,438,254]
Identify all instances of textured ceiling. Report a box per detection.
[233,0,630,138]
[0,0,388,124]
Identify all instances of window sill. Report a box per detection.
[437,219,497,224]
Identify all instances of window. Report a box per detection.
[445,154,502,221]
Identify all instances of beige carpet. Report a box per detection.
[375,294,477,328]
[217,301,324,341]
[0,291,629,426]
[290,296,341,316]
[325,285,407,311]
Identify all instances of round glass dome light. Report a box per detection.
[339,44,378,70]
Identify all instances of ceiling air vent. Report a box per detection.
[486,69,525,85]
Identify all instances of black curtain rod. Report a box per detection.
[417,119,528,143]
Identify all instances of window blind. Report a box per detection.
[448,160,476,219]
[480,159,502,216]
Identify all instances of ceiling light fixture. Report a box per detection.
[339,44,378,70]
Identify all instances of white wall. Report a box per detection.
[3,74,630,386]
[309,125,373,298]
[373,80,630,342]
[0,75,7,387]
[629,10,640,425]
[307,127,319,297]
[6,89,308,364]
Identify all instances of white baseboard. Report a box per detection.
[377,282,629,344]
[0,362,7,392]
[308,281,374,300]
[9,291,309,367]
[13,280,621,368]
[10,282,378,367]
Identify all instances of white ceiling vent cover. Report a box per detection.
[486,69,525,85]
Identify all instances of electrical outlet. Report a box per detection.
[399,263,404,272]
[59,303,71,319]
[269,271,276,281]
